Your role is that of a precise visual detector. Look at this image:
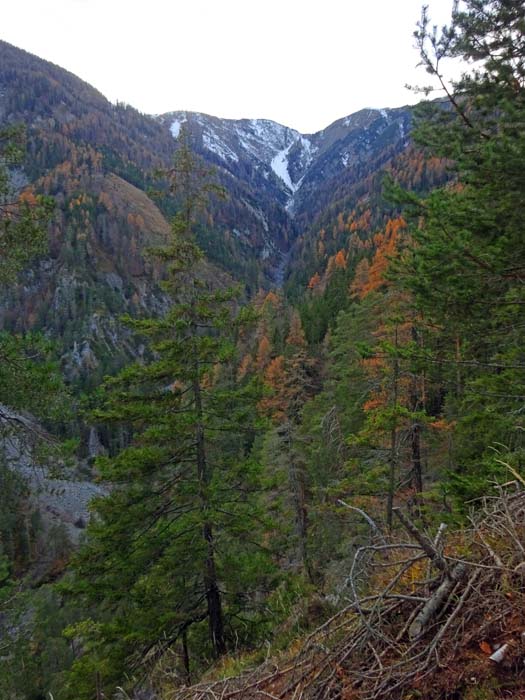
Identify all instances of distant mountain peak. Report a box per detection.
[160,106,410,213]
[0,38,415,385]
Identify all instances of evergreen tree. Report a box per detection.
[259,311,318,576]
[0,126,72,697]
[64,129,273,697]
[0,125,62,427]
[0,125,52,284]
[394,0,525,499]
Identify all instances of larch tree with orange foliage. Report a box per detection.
[307,271,321,291]
[256,333,272,370]
[259,310,318,576]
[347,217,429,527]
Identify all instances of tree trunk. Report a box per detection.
[285,423,311,579]
[411,421,423,494]
[455,334,462,398]
[182,628,191,686]
[203,521,226,657]
[95,671,103,700]
[408,561,467,639]
[410,326,423,494]
[387,327,399,530]
[293,462,310,578]
[193,370,226,658]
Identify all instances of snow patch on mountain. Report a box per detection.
[165,106,409,221]
[271,143,296,193]
[170,117,186,139]
[250,118,284,141]
[166,113,321,199]
[298,135,316,169]
[202,132,239,163]
[232,119,299,170]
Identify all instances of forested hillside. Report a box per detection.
[0,39,421,388]
[1,2,525,699]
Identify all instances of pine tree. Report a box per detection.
[64,129,272,696]
[393,0,525,500]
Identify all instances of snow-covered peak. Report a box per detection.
[235,121,317,196]
[163,106,409,209]
[165,111,318,198]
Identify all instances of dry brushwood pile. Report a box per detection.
[164,486,525,700]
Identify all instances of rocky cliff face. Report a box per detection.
[0,407,106,552]
[161,107,411,221]
[0,40,414,384]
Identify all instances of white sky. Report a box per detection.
[2,0,458,134]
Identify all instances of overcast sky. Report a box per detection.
[2,0,458,133]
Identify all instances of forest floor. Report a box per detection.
[156,485,525,700]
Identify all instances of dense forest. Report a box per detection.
[1,1,525,698]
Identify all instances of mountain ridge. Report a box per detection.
[0,38,415,382]
[157,106,412,217]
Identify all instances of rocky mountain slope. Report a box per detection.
[1,407,105,543]
[0,39,415,384]
[157,108,413,292]
[161,106,411,221]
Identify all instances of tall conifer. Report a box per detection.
[66,128,271,695]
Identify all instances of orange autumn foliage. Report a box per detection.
[326,249,348,277]
[307,272,321,290]
[264,355,286,389]
[286,312,306,348]
[256,335,271,370]
[350,258,370,297]
[237,353,253,381]
[429,418,456,431]
[263,291,281,308]
[258,355,288,421]
[334,249,347,269]
[361,355,383,369]
[479,640,492,655]
[350,217,406,299]
[18,190,38,206]
[349,208,372,233]
[362,394,386,412]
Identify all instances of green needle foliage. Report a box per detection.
[63,129,276,698]
[0,124,65,428]
[393,0,525,500]
[0,125,53,285]
[0,126,74,700]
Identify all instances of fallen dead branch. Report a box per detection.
[156,488,525,700]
